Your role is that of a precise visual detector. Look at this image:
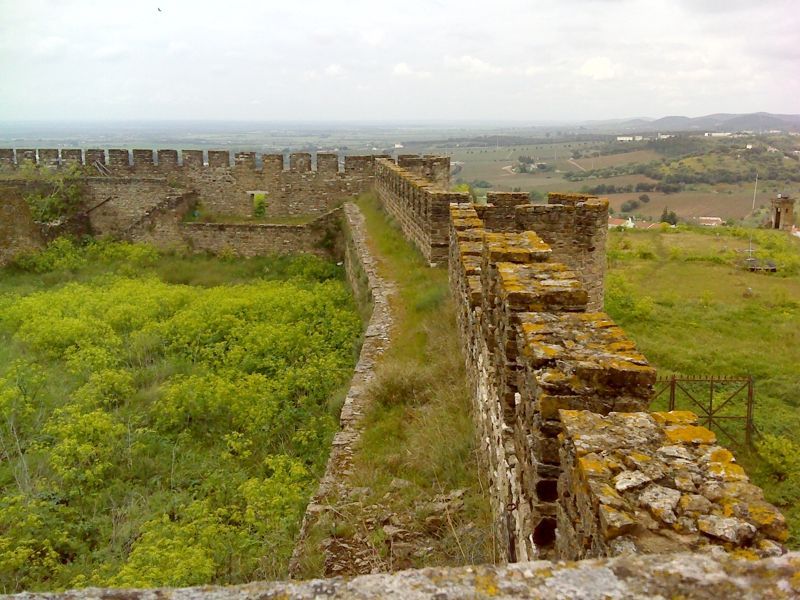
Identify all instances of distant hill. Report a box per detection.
[586,112,800,133]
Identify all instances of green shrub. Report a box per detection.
[0,242,361,589]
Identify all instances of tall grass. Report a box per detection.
[606,227,800,545]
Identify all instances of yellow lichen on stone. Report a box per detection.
[708,461,747,482]
[474,572,499,596]
[664,424,716,444]
[709,448,734,463]
[578,455,611,479]
[730,548,760,561]
[652,411,699,426]
[746,501,789,541]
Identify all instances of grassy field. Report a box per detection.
[605,226,800,544]
[569,149,661,170]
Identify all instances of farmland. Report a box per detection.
[426,135,800,223]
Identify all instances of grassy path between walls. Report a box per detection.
[294,193,494,577]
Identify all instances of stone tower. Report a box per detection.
[771,193,794,230]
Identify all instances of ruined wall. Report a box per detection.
[447,202,786,563]
[0,183,44,265]
[771,196,795,231]
[0,149,377,228]
[172,207,343,259]
[85,178,182,236]
[374,158,464,265]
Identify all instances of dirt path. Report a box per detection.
[567,158,587,172]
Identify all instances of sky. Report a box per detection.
[0,0,798,122]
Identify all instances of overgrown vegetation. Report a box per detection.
[605,226,800,545]
[0,239,362,591]
[295,194,493,576]
[18,163,86,222]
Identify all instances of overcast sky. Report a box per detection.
[1,0,797,122]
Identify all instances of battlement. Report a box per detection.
[0,148,378,176]
[373,159,608,307]
[446,202,785,564]
[374,157,467,265]
[0,148,383,225]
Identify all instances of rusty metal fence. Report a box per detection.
[653,375,756,448]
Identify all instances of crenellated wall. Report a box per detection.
[558,410,787,559]
[0,148,378,224]
[516,193,608,310]
[374,157,462,265]
[0,142,793,596]
[447,202,787,564]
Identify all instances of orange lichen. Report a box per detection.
[578,455,611,478]
[652,411,698,426]
[664,425,716,444]
[708,462,747,482]
[709,448,734,463]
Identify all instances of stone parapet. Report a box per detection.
[0,149,377,220]
[375,158,467,265]
[557,410,788,559]
[447,197,785,568]
[13,552,800,599]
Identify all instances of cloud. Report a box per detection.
[445,55,504,75]
[324,63,345,77]
[578,56,619,81]
[392,62,432,79]
[94,45,127,61]
[33,36,68,58]
[360,29,384,47]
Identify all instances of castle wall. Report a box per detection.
[289,202,395,577]
[85,178,180,236]
[0,149,377,227]
[0,183,44,265]
[165,207,342,259]
[17,552,800,599]
[374,157,465,265]
[514,193,608,311]
[557,410,787,559]
[447,203,786,562]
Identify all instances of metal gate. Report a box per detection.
[653,375,755,448]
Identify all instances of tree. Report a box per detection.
[638,194,651,203]
[660,207,678,225]
[621,199,640,213]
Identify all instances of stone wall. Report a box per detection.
[0,148,378,227]
[558,410,787,560]
[85,178,182,236]
[12,552,800,599]
[161,207,343,259]
[374,157,464,265]
[447,202,786,563]
[0,184,44,265]
[516,193,608,311]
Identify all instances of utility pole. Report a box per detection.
[748,171,758,259]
